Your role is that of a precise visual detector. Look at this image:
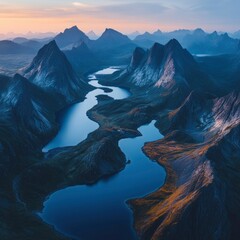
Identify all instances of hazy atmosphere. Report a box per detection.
[0,0,239,36]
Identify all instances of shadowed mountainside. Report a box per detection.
[22,40,92,103]
[64,41,102,74]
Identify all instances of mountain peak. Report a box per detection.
[151,42,162,48]
[222,32,230,39]
[23,41,90,103]
[130,47,146,69]
[148,42,164,66]
[124,40,202,93]
[87,30,98,40]
[165,39,183,51]
[193,28,206,35]
[153,29,162,35]
[95,28,132,49]
[64,25,80,33]
[102,28,124,36]
[34,40,61,60]
[44,40,59,50]
[211,31,218,36]
[105,28,116,32]
[55,26,89,49]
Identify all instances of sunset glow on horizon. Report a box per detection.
[0,0,239,37]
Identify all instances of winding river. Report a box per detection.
[40,67,166,240]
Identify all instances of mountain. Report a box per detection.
[87,31,99,40]
[183,30,240,54]
[134,29,192,48]
[134,28,239,54]
[89,28,136,66]
[230,30,240,39]
[0,40,34,54]
[22,40,91,103]
[9,38,44,54]
[12,37,29,44]
[20,40,45,52]
[0,73,59,152]
[128,31,141,40]
[120,39,209,97]
[196,52,240,95]
[93,28,133,50]
[131,90,240,240]
[64,41,101,74]
[54,26,90,49]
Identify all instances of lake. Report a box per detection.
[40,67,166,240]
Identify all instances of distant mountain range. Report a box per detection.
[0,31,56,40]
[1,25,240,80]
[0,40,35,54]
[134,28,240,54]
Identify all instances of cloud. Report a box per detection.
[72,2,90,8]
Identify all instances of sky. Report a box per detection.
[0,0,239,36]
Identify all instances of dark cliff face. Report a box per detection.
[23,40,91,103]
[129,47,147,69]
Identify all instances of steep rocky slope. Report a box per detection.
[0,74,59,153]
[23,40,91,103]
[129,90,240,240]
[118,40,211,96]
